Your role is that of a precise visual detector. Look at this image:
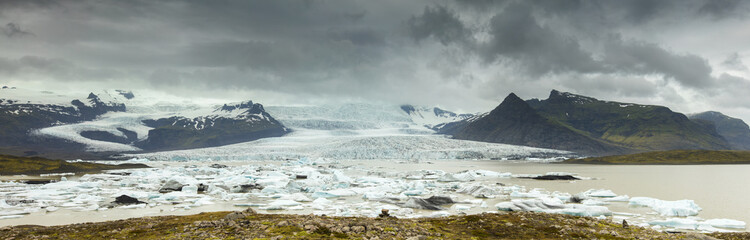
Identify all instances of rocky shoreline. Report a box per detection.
[1,209,748,239]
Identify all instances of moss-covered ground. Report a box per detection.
[1,210,747,239]
[0,154,148,175]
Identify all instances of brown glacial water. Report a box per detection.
[362,160,750,228]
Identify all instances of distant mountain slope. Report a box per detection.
[529,90,729,152]
[449,93,625,156]
[689,111,750,150]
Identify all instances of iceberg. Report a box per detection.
[311,189,357,198]
[495,197,612,217]
[457,185,497,198]
[260,199,301,210]
[582,189,617,198]
[629,197,701,217]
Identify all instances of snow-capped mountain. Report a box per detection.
[0,87,288,158]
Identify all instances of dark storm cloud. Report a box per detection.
[407,6,470,45]
[480,3,601,75]
[3,22,34,37]
[408,1,722,88]
[698,0,746,18]
[1,0,750,120]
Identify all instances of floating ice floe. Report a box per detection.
[457,185,497,198]
[629,197,702,217]
[581,189,618,198]
[494,197,612,217]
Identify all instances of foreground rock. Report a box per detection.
[0,211,743,240]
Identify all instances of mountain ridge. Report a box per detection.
[440,90,734,156]
[449,93,627,156]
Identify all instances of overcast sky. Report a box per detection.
[2,0,750,121]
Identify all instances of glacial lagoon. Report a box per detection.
[0,159,747,232]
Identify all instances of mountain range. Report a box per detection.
[2,87,749,159]
[439,90,749,156]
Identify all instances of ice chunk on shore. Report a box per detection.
[649,218,746,231]
[629,197,701,217]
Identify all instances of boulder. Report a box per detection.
[159,180,185,193]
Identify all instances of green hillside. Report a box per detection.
[564,150,750,164]
[529,90,729,152]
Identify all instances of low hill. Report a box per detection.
[563,150,750,164]
[0,154,149,175]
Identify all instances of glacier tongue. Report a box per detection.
[128,128,571,161]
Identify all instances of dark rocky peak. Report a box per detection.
[115,90,135,100]
[433,107,457,118]
[87,93,99,100]
[219,100,266,115]
[400,105,416,114]
[491,93,535,115]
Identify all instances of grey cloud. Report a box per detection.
[3,22,34,37]
[714,74,750,108]
[698,0,746,19]
[0,56,125,82]
[0,0,59,11]
[722,52,748,71]
[601,37,715,88]
[326,29,386,46]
